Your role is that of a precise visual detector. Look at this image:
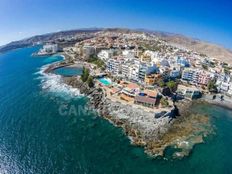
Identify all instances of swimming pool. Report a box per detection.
[53,67,83,76]
[98,78,112,86]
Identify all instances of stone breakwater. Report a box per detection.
[63,76,213,158]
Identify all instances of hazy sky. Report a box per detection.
[0,0,232,48]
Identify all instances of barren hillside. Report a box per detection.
[155,33,232,64]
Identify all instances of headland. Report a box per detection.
[35,29,232,158]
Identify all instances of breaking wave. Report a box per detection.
[36,64,82,99]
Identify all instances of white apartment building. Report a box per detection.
[170,69,181,78]
[82,46,95,58]
[123,59,141,81]
[151,52,161,65]
[138,63,148,82]
[42,44,58,53]
[130,64,140,81]
[97,49,114,61]
[106,58,122,75]
[121,64,131,78]
[216,74,231,92]
[220,82,230,92]
[181,68,196,82]
[122,50,136,59]
[181,68,213,85]
[144,50,157,59]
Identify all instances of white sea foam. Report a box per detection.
[36,64,82,99]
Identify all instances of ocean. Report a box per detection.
[0,46,232,174]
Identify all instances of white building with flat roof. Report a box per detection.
[97,49,114,61]
[40,44,58,54]
[177,85,201,100]
[82,46,95,58]
[122,50,136,59]
[106,58,122,75]
[216,74,231,93]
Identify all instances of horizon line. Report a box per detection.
[1,27,231,51]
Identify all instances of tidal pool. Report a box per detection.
[53,67,83,76]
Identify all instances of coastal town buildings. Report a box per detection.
[140,50,157,62]
[176,56,190,67]
[37,44,58,55]
[129,60,140,81]
[120,82,140,102]
[60,30,232,105]
[122,50,136,59]
[134,94,157,108]
[198,71,214,86]
[170,69,181,79]
[82,46,96,58]
[145,74,160,86]
[106,58,122,75]
[181,68,195,82]
[216,74,231,93]
[181,68,213,86]
[97,49,115,61]
[44,44,58,53]
[121,63,131,78]
[138,63,148,82]
[177,85,201,99]
[144,65,160,85]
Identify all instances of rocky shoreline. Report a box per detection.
[63,76,174,155]
[200,95,232,111]
[62,75,213,158]
[41,57,213,158]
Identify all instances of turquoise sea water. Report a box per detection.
[0,47,232,174]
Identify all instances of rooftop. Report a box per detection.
[135,95,156,105]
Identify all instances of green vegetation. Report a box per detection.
[209,61,216,68]
[222,62,228,67]
[207,79,217,92]
[81,67,90,82]
[222,62,232,75]
[224,67,232,75]
[87,76,94,88]
[200,53,207,57]
[166,80,177,92]
[157,79,178,92]
[160,97,169,107]
[80,67,95,88]
[88,55,106,69]
[202,64,208,70]
[157,79,165,87]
